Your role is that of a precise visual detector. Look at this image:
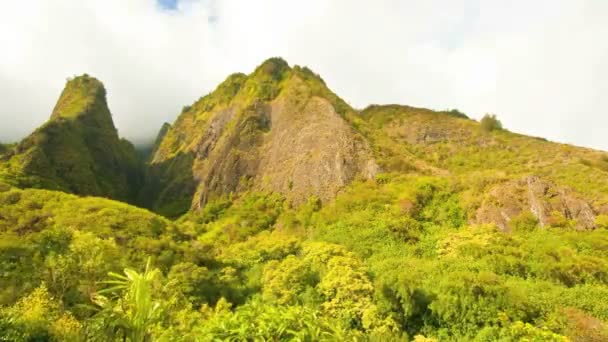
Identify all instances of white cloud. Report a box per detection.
[0,0,607,150]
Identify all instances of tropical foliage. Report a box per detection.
[1,176,608,341]
[1,58,608,341]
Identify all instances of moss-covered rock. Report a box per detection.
[0,75,143,203]
[475,175,596,231]
[144,58,378,216]
[359,104,608,229]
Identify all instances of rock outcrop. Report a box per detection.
[144,58,378,216]
[0,75,142,202]
[476,175,596,231]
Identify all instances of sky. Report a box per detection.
[0,0,607,150]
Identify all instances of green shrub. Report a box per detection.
[510,211,539,231]
[480,113,503,132]
[595,214,608,229]
[444,109,469,119]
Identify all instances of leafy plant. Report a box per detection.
[91,258,162,342]
[480,113,503,132]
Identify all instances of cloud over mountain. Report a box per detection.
[0,0,606,149]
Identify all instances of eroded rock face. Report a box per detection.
[190,84,378,209]
[253,93,377,205]
[476,175,596,231]
[147,59,378,215]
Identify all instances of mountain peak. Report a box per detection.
[253,57,290,78]
[0,75,142,201]
[51,74,107,121]
[144,57,377,217]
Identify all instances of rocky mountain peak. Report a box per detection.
[0,75,141,201]
[142,58,378,217]
[51,74,109,122]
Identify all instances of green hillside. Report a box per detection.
[358,105,608,231]
[143,58,376,218]
[1,59,607,341]
[0,75,142,202]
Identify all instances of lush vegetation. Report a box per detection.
[0,75,142,203]
[1,174,607,341]
[2,58,608,341]
[480,114,503,132]
[0,143,12,157]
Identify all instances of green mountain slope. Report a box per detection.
[357,104,608,231]
[143,58,377,217]
[0,183,184,305]
[150,122,171,158]
[0,75,142,202]
[1,58,608,341]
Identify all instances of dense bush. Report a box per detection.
[4,58,608,341]
[1,172,607,341]
[480,113,503,132]
[3,174,608,340]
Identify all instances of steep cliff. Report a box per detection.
[144,58,377,217]
[0,75,142,202]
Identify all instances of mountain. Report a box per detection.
[0,182,183,305]
[150,122,171,158]
[358,104,608,231]
[143,58,377,217]
[0,75,142,202]
[145,58,608,228]
[1,58,608,341]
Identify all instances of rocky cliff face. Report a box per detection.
[476,176,597,231]
[0,75,142,202]
[359,104,608,230]
[4,57,605,231]
[144,58,378,217]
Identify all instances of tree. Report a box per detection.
[480,114,503,132]
[45,231,121,304]
[0,285,82,341]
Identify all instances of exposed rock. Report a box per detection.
[476,175,596,231]
[247,92,377,206]
[145,58,377,216]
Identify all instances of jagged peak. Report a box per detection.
[250,58,326,86]
[153,122,171,146]
[183,58,330,116]
[159,121,172,131]
[251,57,328,85]
[164,57,349,156]
[68,73,104,88]
[51,73,108,120]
